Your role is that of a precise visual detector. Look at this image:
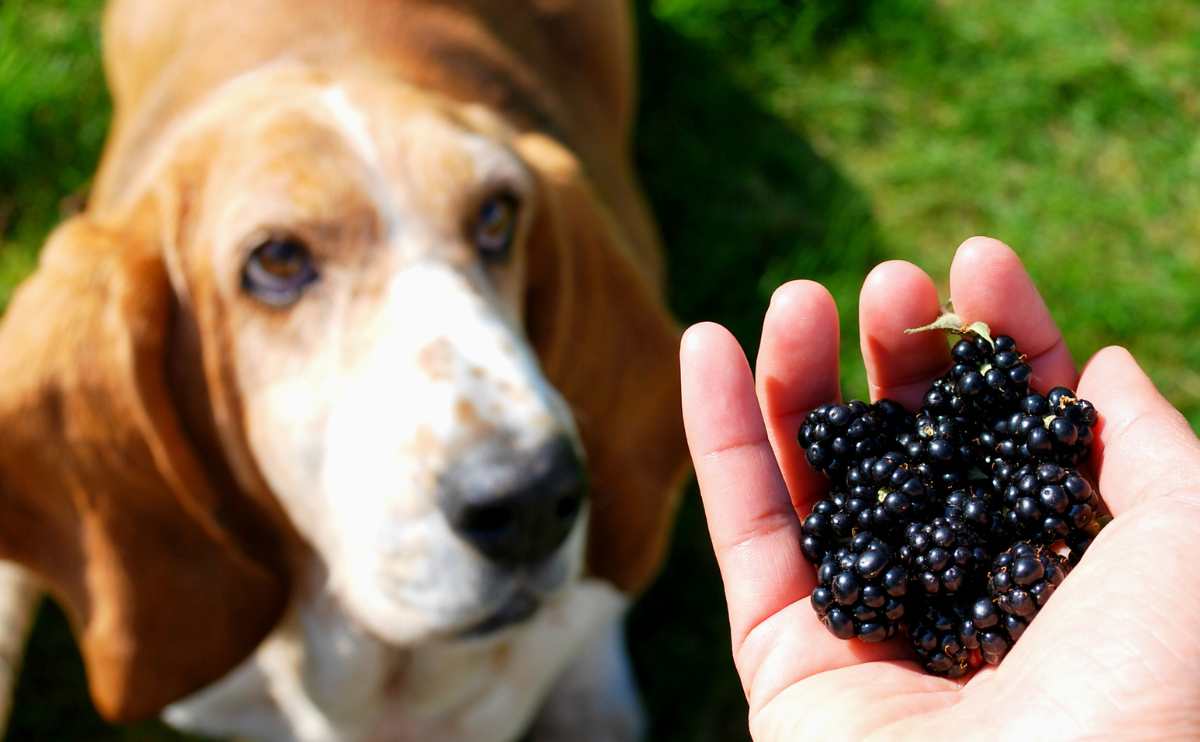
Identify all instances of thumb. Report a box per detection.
[1076,345,1200,515]
[968,347,1200,736]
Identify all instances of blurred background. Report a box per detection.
[2,0,1199,739]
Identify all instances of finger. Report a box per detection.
[680,323,812,651]
[684,323,913,701]
[949,236,1077,392]
[1075,345,1200,514]
[859,261,947,409]
[755,281,840,512]
[975,351,1200,727]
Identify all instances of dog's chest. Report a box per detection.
[163,579,626,742]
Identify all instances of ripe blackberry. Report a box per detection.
[900,517,989,596]
[907,600,975,677]
[988,542,1070,623]
[986,455,1022,492]
[872,398,915,435]
[798,401,912,481]
[960,595,1013,665]
[925,335,1032,418]
[942,485,1006,546]
[1044,387,1098,465]
[843,451,934,536]
[897,411,979,487]
[999,463,1102,548]
[986,390,1096,467]
[800,497,844,564]
[812,532,909,642]
[921,377,969,418]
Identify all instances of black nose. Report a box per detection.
[439,437,586,566]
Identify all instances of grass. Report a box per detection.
[3,0,1200,740]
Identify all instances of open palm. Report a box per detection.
[680,237,1200,739]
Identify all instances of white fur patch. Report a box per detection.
[166,579,630,742]
[527,609,645,741]
[318,86,403,240]
[0,563,40,735]
[319,87,379,165]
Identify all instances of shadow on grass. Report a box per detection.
[627,7,884,742]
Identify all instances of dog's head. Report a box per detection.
[171,71,593,645]
[0,66,684,719]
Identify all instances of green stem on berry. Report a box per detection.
[904,309,995,349]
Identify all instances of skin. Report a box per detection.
[680,236,1200,740]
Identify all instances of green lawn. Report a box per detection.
[3,1,1199,740]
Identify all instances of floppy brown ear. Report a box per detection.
[0,216,288,721]
[518,134,690,595]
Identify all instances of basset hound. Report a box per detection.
[0,1,689,739]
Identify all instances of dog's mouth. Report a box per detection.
[460,589,541,638]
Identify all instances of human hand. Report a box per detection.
[680,237,1200,739]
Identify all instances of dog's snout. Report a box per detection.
[439,437,586,566]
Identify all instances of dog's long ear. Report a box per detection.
[0,216,288,721]
[518,134,690,595]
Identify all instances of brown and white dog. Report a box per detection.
[0,1,689,739]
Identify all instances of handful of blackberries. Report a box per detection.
[798,316,1104,677]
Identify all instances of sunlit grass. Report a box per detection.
[648,0,1200,424]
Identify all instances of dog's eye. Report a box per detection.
[473,194,519,259]
[241,236,319,306]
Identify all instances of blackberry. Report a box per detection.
[899,517,989,595]
[1043,387,1098,465]
[800,497,845,564]
[812,532,909,642]
[897,411,978,487]
[986,455,1022,493]
[921,377,969,418]
[872,398,915,436]
[843,451,934,536]
[961,595,1013,665]
[987,390,1096,467]
[799,401,913,481]
[988,542,1070,624]
[925,335,1032,418]
[999,462,1102,549]
[983,335,1034,400]
[942,485,1006,546]
[907,600,975,677]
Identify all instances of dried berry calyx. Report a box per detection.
[797,312,1104,677]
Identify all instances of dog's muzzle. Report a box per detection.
[437,436,586,567]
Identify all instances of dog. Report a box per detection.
[0,1,689,739]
